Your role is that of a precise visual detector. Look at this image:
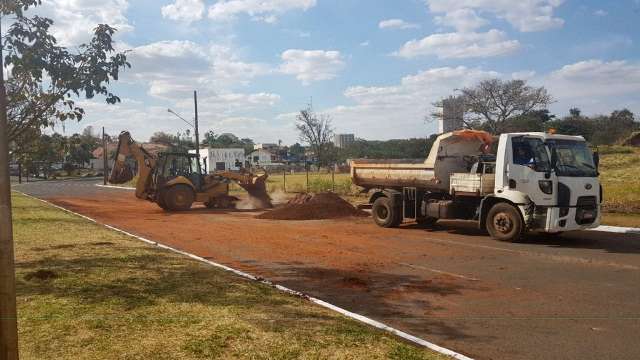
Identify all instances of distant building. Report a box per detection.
[439,96,465,134]
[90,143,117,171]
[246,148,283,168]
[333,133,355,148]
[192,148,245,172]
[254,143,279,152]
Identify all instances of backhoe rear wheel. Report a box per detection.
[164,184,194,211]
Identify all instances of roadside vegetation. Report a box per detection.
[598,146,640,226]
[12,193,447,360]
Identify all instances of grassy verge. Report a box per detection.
[12,193,448,360]
[601,213,640,228]
[598,146,640,214]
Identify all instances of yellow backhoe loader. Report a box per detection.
[108,131,272,211]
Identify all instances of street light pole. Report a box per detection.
[0,15,20,360]
[193,91,200,154]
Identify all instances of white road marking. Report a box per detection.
[95,184,135,191]
[589,225,640,234]
[398,262,480,281]
[13,190,473,360]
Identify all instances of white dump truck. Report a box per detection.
[351,130,602,242]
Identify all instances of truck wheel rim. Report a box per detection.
[376,207,388,219]
[494,213,513,233]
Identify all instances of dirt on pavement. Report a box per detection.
[256,192,367,220]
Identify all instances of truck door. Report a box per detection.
[503,136,555,206]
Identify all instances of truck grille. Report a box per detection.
[575,196,597,225]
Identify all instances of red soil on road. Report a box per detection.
[45,192,640,360]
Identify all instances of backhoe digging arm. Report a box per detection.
[109,131,157,200]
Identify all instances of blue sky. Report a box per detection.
[35,0,640,144]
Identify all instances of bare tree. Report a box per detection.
[433,79,553,134]
[296,105,334,166]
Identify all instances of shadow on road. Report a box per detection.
[269,264,493,344]
[523,231,640,254]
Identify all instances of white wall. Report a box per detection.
[192,148,245,172]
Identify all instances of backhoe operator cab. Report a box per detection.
[150,152,230,211]
[352,131,601,242]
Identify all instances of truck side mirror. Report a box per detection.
[593,151,600,170]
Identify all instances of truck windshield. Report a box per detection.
[545,139,598,177]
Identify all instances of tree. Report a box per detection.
[4,3,130,146]
[296,106,334,166]
[483,109,556,133]
[203,130,217,147]
[439,79,553,134]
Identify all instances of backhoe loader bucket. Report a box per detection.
[109,162,134,184]
[238,173,272,208]
[217,171,272,208]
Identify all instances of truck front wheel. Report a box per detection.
[372,197,402,228]
[486,203,523,242]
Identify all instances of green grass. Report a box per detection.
[230,172,359,196]
[12,193,448,360]
[598,146,640,213]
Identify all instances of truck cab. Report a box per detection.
[492,133,601,236]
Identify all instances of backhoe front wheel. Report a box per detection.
[164,185,194,211]
[486,203,523,242]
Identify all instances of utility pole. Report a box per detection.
[0,15,20,360]
[193,91,200,155]
[102,127,108,185]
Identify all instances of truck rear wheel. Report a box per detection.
[486,203,523,242]
[372,197,402,228]
[165,185,194,211]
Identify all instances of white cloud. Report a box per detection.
[279,49,346,85]
[34,0,133,46]
[544,59,640,115]
[360,41,370,47]
[395,29,520,59]
[434,8,488,32]
[208,0,316,23]
[593,9,608,17]
[317,66,500,138]
[547,60,640,99]
[511,70,536,80]
[378,19,420,30]
[161,0,205,23]
[426,0,565,32]
[127,40,272,98]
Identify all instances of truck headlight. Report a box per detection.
[539,180,553,195]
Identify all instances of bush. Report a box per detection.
[597,146,634,155]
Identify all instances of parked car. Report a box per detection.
[9,163,19,176]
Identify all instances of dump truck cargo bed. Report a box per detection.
[350,159,446,191]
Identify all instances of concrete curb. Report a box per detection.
[95,184,135,191]
[13,190,473,360]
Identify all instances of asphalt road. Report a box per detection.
[12,179,640,360]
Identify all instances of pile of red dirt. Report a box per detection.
[256,192,368,220]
